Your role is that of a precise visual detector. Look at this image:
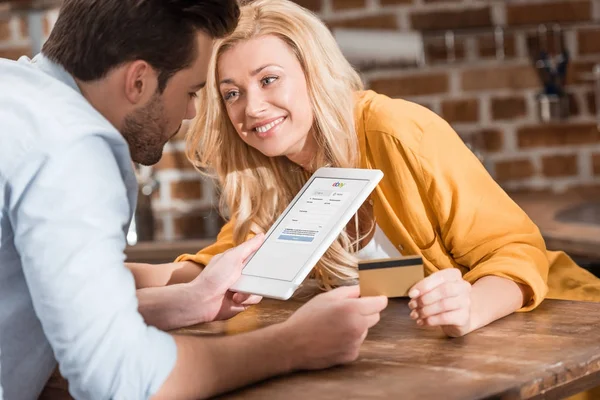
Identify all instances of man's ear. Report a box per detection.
[123,60,158,105]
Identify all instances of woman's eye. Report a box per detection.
[224,90,239,101]
[261,76,278,86]
[189,92,198,99]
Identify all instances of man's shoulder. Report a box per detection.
[0,57,117,137]
[0,58,125,182]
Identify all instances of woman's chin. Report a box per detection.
[256,145,288,159]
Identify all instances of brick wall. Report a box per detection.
[3,0,600,240]
[303,0,600,194]
[179,0,600,237]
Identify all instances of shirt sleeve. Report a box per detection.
[364,97,549,311]
[8,135,176,399]
[414,116,549,311]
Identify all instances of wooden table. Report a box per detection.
[41,296,600,400]
[511,189,600,260]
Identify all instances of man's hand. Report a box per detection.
[188,234,265,323]
[280,286,387,370]
[407,268,472,337]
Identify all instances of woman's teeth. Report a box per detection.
[255,117,284,133]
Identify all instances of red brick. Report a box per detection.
[170,180,203,201]
[153,217,164,240]
[380,0,413,4]
[506,0,591,26]
[173,214,208,239]
[567,92,580,117]
[478,33,516,59]
[332,0,366,10]
[0,20,11,41]
[461,65,539,92]
[495,159,535,182]
[328,14,398,30]
[43,16,52,36]
[577,28,600,55]
[0,46,31,60]
[525,30,567,58]
[155,151,195,171]
[369,73,449,97]
[20,15,54,37]
[292,0,322,12]
[586,91,596,115]
[517,123,600,148]
[541,154,578,177]
[410,7,492,31]
[479,129,504,152]
[566,61,597,85]
[424,36,466,64]
[441,98,479,123]
[173,213,225,239]
[593,153,600,176]
[491,96,527,121]
[20,18,27,38]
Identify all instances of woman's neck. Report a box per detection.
[286,130,318,172]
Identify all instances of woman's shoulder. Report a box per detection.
[354,90,449,148]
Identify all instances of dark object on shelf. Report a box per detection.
[531,24,570,122]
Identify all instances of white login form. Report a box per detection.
[242,177,370,281]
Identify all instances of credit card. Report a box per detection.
[358,255,424,298]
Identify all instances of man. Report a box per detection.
[0,0,387,399]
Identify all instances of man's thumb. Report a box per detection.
[234,233,265,262]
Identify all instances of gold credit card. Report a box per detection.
[358,255,424,298]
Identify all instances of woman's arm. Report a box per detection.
[126,261,204,288]
[408,270,532,337]
[126,220,242,289]
[364,97,548,335]
[469,275,532,330]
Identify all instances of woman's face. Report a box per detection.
[217,35,314,162]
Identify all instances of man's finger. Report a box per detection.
[322,285,361,300]
[222,234,265,266]
[237,233,265,262]
[232,292,262,305]
[226,305,248,315]
[408,268,462,298]
[242,295,262,305]
[364,312,382,328]
[353,295,388,315]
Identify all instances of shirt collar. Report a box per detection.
[27,52,82,94]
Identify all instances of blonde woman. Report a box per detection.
[131,0,600,341]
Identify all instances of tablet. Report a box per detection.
[230,167,384,300]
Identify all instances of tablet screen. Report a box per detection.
[242,177,370,281]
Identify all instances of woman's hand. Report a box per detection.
[407,268,473,337]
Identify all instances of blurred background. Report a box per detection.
[2,0,599,269]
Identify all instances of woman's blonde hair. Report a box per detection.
[187,0,366,288]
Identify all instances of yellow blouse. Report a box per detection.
[176,90,600,310]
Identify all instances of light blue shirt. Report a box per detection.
[0,54,176,399]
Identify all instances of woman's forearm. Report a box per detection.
[469,275,532,332]
[126,261,203,289]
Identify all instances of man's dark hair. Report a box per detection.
[42,0,239,92]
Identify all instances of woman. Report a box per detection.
[140,0,600,341]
